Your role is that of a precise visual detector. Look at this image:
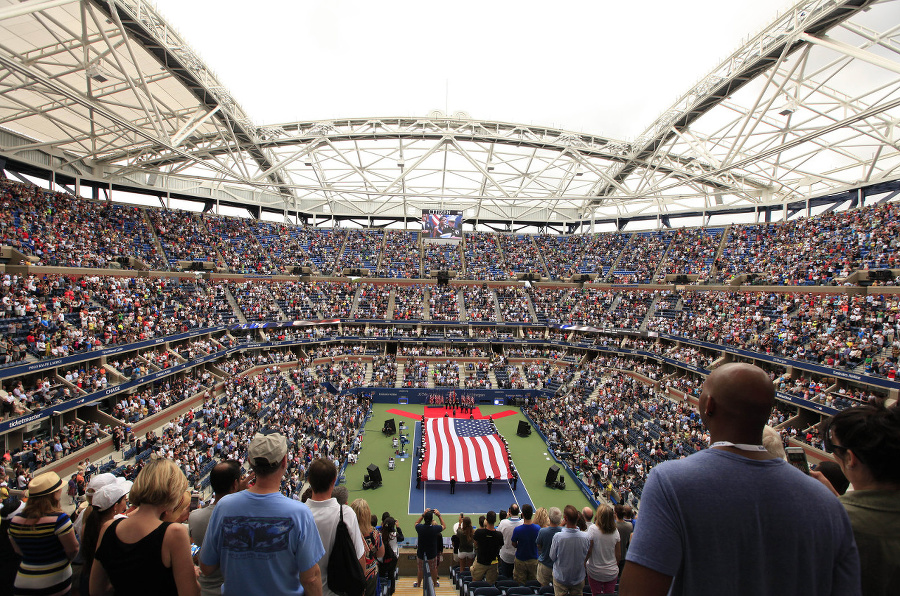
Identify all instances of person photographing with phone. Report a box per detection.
[813,404,900,596]
[414,508,445,587]
[619,363,861,596]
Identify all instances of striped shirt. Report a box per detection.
[9,512,74,596]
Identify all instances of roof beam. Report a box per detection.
[90,0,292,196]
[0,53,244,182]
[798,32,900,76]
[591,0,877,200]
[0,0,79,20]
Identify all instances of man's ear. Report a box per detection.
[704,395,716,417]
[844,448,862,470]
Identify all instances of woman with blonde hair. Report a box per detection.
[8,471,79,595]
[90,457,198,596]
[532,507,550,528]
[351,498,384,596]
[585,504,620,595]
[163,490,192,524]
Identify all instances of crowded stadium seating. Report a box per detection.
[1,178,898,508]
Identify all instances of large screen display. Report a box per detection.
[422,209,463,240]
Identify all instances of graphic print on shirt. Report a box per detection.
[221,516,293,554]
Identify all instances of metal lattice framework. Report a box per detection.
[1,0,899,225]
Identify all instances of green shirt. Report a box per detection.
[840,489,900,596]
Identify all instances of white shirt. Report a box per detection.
[497,516,523,563]
[306,498,367,596]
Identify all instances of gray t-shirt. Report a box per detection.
[189,502,220,596]
[626,449,860,596]
[535,525,563,568]
[189,502,215,548]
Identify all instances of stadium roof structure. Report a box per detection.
[1,0,900,230]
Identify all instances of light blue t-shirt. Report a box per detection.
[549,527,590,585]
[200,490,325,596]
[626,449,860,596]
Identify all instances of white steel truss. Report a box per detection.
[0,0,898,225]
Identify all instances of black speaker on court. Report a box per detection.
[545,465,559,486]
[367,464,382,485]
[516,420,532,437]
[382,418,396,435]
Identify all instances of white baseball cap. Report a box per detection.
[85,473,118,498]
[91,478,133,511]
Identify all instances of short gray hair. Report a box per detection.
[332,485,349,505]
[548,506,562,525]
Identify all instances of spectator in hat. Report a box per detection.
[8,471,79,595]
[78,477,131,596]
[72,473,118,540]
[200,432,324,596]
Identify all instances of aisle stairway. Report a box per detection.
[393,585,458,596]
[392,577,457,596]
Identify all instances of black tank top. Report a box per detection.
[95,518,179,595]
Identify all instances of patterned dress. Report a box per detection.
[9,512,73,596]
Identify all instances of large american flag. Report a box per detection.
[422,418,511,482]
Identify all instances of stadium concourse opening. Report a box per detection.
[383,406,531,516]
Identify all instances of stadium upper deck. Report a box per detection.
[2,180,899,284]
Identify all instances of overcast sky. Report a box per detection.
[152,0,796,140]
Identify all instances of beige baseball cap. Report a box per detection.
[248,431,287,466]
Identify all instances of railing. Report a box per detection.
[3,320,895,435]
